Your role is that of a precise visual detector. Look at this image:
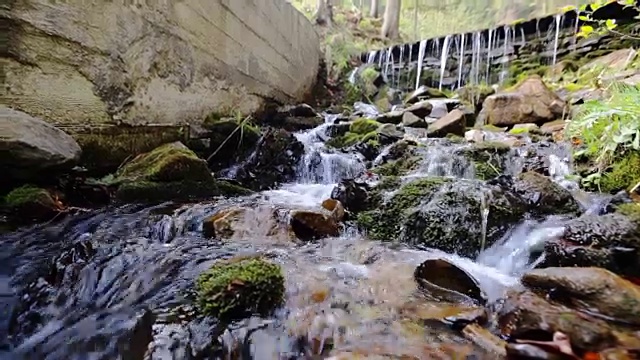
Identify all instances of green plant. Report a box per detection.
[566,83,640,187]
[576,0,639,38]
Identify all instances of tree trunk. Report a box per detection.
[413,0,419,40]
[369,0,379,18]
[381,0,401,39]
[315,0,333,26]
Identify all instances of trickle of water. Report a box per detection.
[479,194,490,253]
[552,14,563,65]
[414,40,428,90]
[457,33,466,88]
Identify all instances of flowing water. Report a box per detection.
[0,113,603,359]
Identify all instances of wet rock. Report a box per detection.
[541,213,640,278]
[456,85,496,114]
[290,210,340,241]
[513,172,581,216]
[113,142,250,202]
[195,256,285,321]
[427,98,461,118]
[457,142,512,180]
[402,112,428,128]
[377,123,405,144]
[202,207,247,239]
[405,85,446,104]
[511,123,540,133]
[322,199,346,222]
[522,267,640,326]
[228,128,305,191]
[278,103,319,118]
[331,179,376,214]
[427,109,467,138]
[0,106,81,181]
[463,324,507,357]
[505,343,575,360]
[496,290,618,352]
[404,100,434,118]
[357,178,526,257]
[202,115,261,170]
[414,259,486,304]
[477,76,567,127]
[376,110,404,124]
[327,123,351,138]
[2,185,62,221]
[540,120,568,135]
[265,103,323,131]
[352,64,385,99]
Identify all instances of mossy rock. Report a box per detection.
[349,118,380,135]
[195,257,285,321]
[371,152,421,177]
[326,129,379,149]
[513,172,581,216]
[115,179,251,203]
[457,142,511,181]
[599,151,640,194]
[357,177,452,241]
[74,127,185,177]
[456,85,495,113]
[115,142,212,183]
[202,115,261,169]
[3,185,60,221]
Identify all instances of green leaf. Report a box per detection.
[605,19,617,30]
[580,25,595,36]
[579,15,591,21]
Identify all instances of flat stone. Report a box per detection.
[402,111,429,128]
[427,109,466,138]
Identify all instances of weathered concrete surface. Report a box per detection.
[1,0,321,126]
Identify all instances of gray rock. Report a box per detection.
[376,110,404,124]
[0,106,81,179]
[427,109,466,138]
[377,123,404,141]
[427,98,461,118]
[405,100,433,118]
[402,112,429,128]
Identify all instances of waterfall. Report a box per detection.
[552,14,563,66]
[485,28,493,83]
[414,40,428,90]
[457,33,466,88]
[438,35,452,91]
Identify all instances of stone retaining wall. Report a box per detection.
[1,0,321,126]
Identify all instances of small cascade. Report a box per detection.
[552,14,563,65]
[485,28,494,82]
[457,33,466,88]
[367,50,377,64]
[407,140,475,180]
[438,35,452,90]
[414,40,427,90]
[479,192,490,253]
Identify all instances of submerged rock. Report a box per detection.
[201,115,261,170]
[331,179,376,214]
[195,257,285,321]
[496,290,618,352]
[522,267,640,326]
[477,76,567,127]
[0,106,81,181]
[321,198,346,222]
[414,259,486,304]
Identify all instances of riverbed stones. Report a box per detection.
[414,259,486,304]
[477,76,567,127]
[405,85,446,104]
[265,103,323,131]
[195,256,285,321]
[427,109,466,138]
[404,100,433,118]
[512,171,581,216]
[522,267,640,326]
[376,110,404,124]
[2,185,62,221]
[0,107,81,181]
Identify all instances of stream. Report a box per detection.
[0,111,616,359]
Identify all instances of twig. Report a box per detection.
[206,116,252,162]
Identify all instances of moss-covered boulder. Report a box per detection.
[113,142,250,203]
[357,178,527,257]
[2,185,61,221]
[512,172,581,216]
[195,256,285,321]
[477,76,567,127]
[456,142,512,180]
[456,85,495,114]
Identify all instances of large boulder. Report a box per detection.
[512,172,581,216]
[113,142,250,202]
[477,76,567,127]
[0,107,81,180]
[357,177,527,257]
[427,109,466,138]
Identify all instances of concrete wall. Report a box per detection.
[1,0,321,126]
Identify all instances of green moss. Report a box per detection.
[456,84,495,111]
[371,156,421,177]
[357,177,451,240]
[115,142,211,183]
[599,151,640,193]
[508,127,529,135]
[445,133,465,143]
[115,179,251,203]
[474,161,502,180]
[74,127,185,176]
[350,118,380,135]
[481,124,506,132]
[459,142,510,181]
[3,185,52,208]
[616,203,640,222]
[195,257,285,321]
[377,176,401,190]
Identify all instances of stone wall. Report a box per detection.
[1,0,321,126]
[362,0,640,90]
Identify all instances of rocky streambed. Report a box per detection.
[1,67,640,359]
